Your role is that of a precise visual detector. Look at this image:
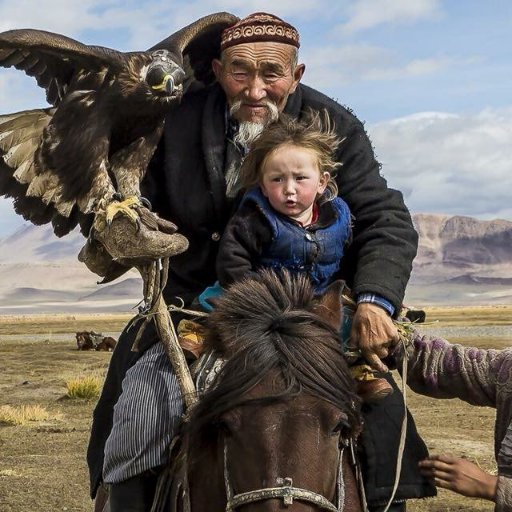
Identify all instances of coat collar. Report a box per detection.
[201,84,229,223]
[284,85,303,118]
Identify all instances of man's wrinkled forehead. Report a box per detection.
[221,42,297,70]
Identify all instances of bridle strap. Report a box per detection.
[224,440,234,507]
[336,443,345,510]
[224,441,344,512]
[228,485,339,512]
[380,337,409,512]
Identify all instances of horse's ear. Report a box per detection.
[314,280,345,331]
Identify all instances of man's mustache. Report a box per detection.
[230,99,279,121]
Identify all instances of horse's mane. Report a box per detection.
[187,269,361,443]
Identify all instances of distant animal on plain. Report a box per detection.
[76,331,117,351]
[76,331,95,350]
[95,336,117,351]
[405,309,426,323]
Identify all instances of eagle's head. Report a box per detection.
[145,49,186,102]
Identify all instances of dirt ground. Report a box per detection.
[0,307,510,512]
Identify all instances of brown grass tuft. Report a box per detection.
[0,404,60,426]
[65,375,102,399]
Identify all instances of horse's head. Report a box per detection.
[187,270,363,511]
[76,331,94,350]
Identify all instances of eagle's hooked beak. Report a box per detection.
[151,74,174,93]
[148,65,185,95]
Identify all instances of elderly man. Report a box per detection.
[87,12,434,511]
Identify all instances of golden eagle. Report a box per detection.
[0,12,238,242]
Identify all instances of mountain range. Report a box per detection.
[0,213,511,313]
[407,214,512,306]
[0,224,143,314]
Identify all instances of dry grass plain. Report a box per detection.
[0,307,511,512]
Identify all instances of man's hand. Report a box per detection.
[419,454,498,501]
[350,302,399,372]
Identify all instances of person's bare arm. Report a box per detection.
[350,302,399,372]
[419,454,498,501]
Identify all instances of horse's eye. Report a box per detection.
[216,418,232,435]
[217,411,241,435]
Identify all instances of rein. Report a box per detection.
[223,438,349,512]
[380,336,409,512]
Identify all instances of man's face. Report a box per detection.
[213,42,305,124]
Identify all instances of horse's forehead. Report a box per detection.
[239,392,340,429]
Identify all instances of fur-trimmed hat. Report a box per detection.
[220,12,300,51]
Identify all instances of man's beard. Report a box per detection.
[230,99,279,147]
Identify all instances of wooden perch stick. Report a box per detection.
[135,260,198,410]
[153,293,198,409]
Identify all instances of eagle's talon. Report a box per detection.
[103,196,143,227]
[140,196,152,210]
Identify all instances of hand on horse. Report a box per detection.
[350,302,399,372]
[419,453,498,501]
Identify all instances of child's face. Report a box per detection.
[260,143,329,226]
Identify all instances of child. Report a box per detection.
[196,111,392,402]
[216,110,349,294]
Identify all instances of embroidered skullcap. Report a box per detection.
[220,12,300,51]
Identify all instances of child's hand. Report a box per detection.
[351,303,398,372]
[419,454,498,501]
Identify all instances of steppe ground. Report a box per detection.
[1,306,511,512]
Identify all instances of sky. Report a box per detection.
[1,0,511,238]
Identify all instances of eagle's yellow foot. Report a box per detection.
[105,196,142,226]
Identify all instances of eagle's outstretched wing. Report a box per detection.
[0,12,238,239]
[0,29,128,105]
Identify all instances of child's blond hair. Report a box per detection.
[240,109,343,200]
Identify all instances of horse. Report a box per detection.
[76,331,96,350]
[173,269,364,511]
[76,331,117,351]
[404,309,426,324]
[95,336,117,351]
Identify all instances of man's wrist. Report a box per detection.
[357,293,395,316]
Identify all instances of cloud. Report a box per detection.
[183,0,325,20]
[0,0,329,49]
[301,44,454,89]
[364,56,452,80]
[0,0,210,49]
[0,0,99,33]
[339,0,443,34]
[368,108,512,220]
